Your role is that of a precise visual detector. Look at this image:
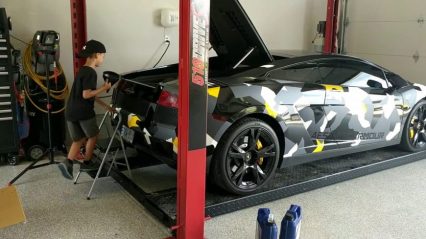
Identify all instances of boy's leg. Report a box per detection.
[80,117,100,170]
[84,135,98,161]
[58,121,86,180]
[79,135,99,170]
[68,138,86,160]
[76,139,87,161]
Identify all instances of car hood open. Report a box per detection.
[210,0,274,68]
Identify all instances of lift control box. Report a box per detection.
[160,9,179,27]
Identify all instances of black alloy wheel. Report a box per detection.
[212,118,280,195]
[401,100,426,152]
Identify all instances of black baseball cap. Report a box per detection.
[78,40,106,58]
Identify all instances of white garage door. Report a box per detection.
[343,0,426,85]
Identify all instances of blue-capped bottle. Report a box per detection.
[256,208,278,239]
[279,204,302,239]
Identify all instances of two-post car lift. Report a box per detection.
[70,0,210,238]
[70,1,425,239]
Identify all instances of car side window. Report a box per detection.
[316,59,390,89]
[385,72,408,88]
[266,62,323,84]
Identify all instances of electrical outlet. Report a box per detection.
[164,35,170,42]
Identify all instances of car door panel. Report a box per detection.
[267,63,336,157]
[318,59,402,148]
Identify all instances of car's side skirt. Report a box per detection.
[280,139,401,168]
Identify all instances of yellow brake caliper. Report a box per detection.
[410,128,415,140]
[257,140,264,165]
[410,118,417,140]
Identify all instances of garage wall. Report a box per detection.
[2,0,326,111]
[307,0,327,51]
[343,0,426,85]
[85,0,179,75]
[242,0,322,51]
[87,0,321,74]
[1,0,74,91]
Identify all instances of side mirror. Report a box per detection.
[367,79,382,89]
[103,71,121,93]
[103,71,121,86]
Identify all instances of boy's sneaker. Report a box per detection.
[80,160,98,171]
[58,159,73,180]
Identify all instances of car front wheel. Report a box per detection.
[400,100,426,152]
[211,118,280,195]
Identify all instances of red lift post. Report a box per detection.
[324,0,339,54]
[70,0,87,77]
[71,0,210,238]
[176,0,210,238]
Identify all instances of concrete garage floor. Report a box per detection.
[0,156,425,239]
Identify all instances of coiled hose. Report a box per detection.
[23,43,69,113]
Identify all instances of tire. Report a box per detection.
[28,145,45,161]
[400,100,426,152]
[211,117,280,195]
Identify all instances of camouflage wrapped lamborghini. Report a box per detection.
[112,0,426,194]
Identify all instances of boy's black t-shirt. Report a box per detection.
[65,66,97,122]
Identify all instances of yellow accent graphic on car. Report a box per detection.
[322,84,343,92]
[208,87,220,98]
[313,139,324,153]
[265,102,278,118]
[173,137,179,153]
[127,114,141,128]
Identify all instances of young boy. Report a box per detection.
[58,39,112,179]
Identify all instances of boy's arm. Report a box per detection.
[82,82,111,99]
[95,97,115,113]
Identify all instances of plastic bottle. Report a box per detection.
[279,204,302,239]
[256,208,278,239]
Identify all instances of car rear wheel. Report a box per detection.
[400,100,426,152]
[211,118,280,195]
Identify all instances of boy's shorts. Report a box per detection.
[67,117,99,141]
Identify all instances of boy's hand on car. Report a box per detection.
[103,81,112,91]
[106,106,116,113]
